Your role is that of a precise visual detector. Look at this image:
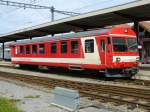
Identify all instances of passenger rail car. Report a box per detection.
[11,27,139,77]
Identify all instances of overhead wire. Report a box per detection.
[71,0,111,12]
[0,0,114,33]
[0,0,46,25]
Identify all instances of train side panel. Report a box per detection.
[11,36,105,70]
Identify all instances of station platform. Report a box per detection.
[136,64,150,80]
[139,64,150,70]
[0,61,12,67]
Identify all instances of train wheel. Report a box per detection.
[19,64,38,70]
[19,64,26,69]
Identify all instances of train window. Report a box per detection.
[61,41,68,53]
[127,38,138,52]
[107,37,111,44]
[85,39,94,53]
[26,46,30,54]
[100,40,105,52]
[51,43,56,53]
[32,45,37,54]
[112,37,128,52]
[39,44,45,54]
[71,41,78,53]
[20,46,24,54]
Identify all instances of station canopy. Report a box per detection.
[0,0,150,42]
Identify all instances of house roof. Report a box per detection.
[139,21,150,33]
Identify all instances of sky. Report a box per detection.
[0,0,135,34]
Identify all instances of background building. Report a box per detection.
[139,22,150,64]
[0,44,11,60]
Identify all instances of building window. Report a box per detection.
[85,39,94,53]
[100,40,105,52]
[26,46,30,54]
[32,45,37,54]
[61,41,67,53]
[39,44,45,54]
[71,41,78,53]
[51,43,56,53]
[20,46,24,54]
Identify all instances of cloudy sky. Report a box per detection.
[0,0,134,34]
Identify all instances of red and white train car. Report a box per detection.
[11,27,139,77]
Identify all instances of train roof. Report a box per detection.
[11,28,110,45]
[10,27,134,45]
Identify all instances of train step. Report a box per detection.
[68,65,84,71]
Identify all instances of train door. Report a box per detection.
[99,37,107,65]
[81,37,101,65]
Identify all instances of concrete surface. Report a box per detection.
[79,107,111,112]
[0,61,12,66]
[0,80,66,112]
[0,80,113,112]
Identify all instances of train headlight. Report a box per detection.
[116,57,121,62]
[124,28,128,33]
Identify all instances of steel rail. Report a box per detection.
[0,71,149,110]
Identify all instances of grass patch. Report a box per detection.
[24,95,40,99]
[0,97,22,112]
[10,99,21,103]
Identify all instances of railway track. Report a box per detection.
[0,65,150,87]
[0,71,149,111]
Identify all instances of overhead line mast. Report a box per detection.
[0,0,80,21]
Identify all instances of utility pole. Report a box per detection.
[50,6,54,21]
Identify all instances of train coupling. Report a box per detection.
[123,66,139,75]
